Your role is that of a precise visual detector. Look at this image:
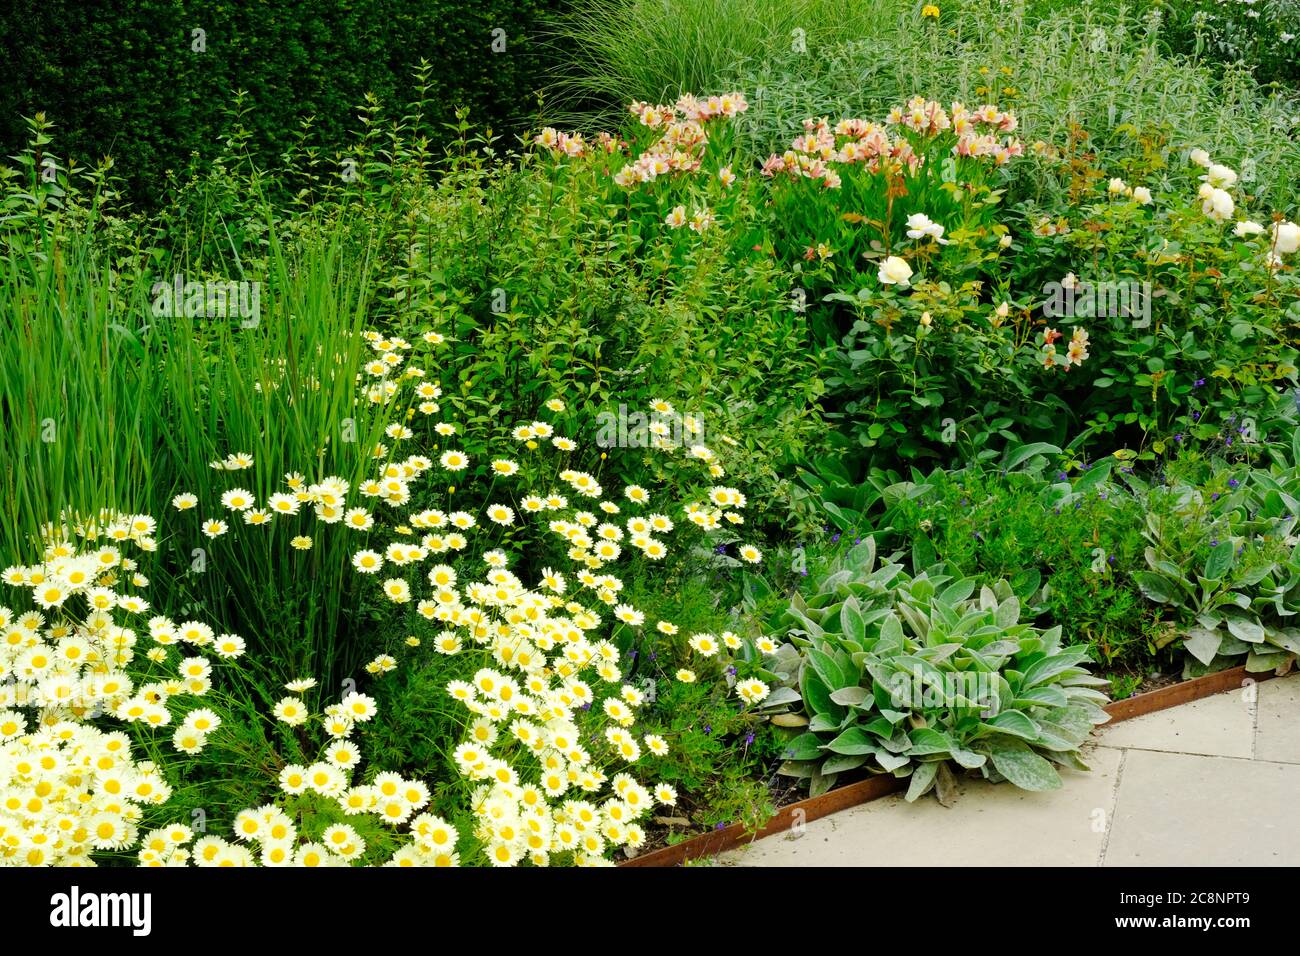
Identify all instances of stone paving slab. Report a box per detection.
[1096,685,1254,759]
[723,747,1122,867]
[1254,675,1300,765]
[1102,749,1300,866]
[719,675,1300,867]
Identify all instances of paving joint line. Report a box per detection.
[1095,745,1300,767]
[1250,682,1260,760]
[1097,748,1127,868]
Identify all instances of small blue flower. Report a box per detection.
[1194,378,1206,388]
[1228,478,1240,489]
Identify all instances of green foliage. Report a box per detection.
[1155,0,1300,88]
[405,114,830,527]
[635,681,778,832]
[786,428,1300,676]
[1006,135,1300,452]
[1126,445,1300,675]
[0,0,561,207]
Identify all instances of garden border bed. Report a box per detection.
[621,664,1279,867]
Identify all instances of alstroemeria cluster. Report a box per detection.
[761,98,1023,187]
[610,92,748,187]
[533,128,621,159]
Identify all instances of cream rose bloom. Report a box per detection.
[878,255,913,286]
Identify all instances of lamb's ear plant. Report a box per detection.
[759,539,1110,802]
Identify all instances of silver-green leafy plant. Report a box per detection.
[758,538,1110,802]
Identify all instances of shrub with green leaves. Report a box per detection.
[753,539,1110,801]
[1129,432,1300,676]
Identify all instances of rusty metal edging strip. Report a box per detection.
[1101,664,1273,724]
[621,664,1280,868]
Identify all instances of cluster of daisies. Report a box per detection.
[444,645,676,865]
[761,98,1022,187]
[0,722,167,866]
[150,688,465,867]
[0,514,245,865]
[330,337,786,862]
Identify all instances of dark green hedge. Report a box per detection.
[0,0,564,205]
